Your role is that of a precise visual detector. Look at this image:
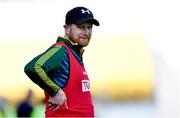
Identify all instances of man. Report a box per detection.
[16,89,33,117]
[24,6,99,117]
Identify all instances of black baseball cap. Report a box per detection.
[65,7,100,26]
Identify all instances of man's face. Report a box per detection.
[65,23,93,47]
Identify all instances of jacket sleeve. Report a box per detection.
[24,45,67,97]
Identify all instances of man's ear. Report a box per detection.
[64,25,70,35]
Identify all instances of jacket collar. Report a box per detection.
[57,36,84,55]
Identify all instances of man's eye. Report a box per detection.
[78,26,84,29]
[78,25,92,30]
[87,26,92,30]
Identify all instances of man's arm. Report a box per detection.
[24,45,66,96]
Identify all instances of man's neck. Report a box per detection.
[64,36,78,46]
[62,36,84,55]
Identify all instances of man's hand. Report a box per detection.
[48,89,67,111]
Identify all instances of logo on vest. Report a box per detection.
[82,80,90,92]
[83,71,87,75]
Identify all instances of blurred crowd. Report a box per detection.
[0,89,45,117]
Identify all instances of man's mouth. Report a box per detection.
[80,36,89,39]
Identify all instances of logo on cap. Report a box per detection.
[81,9,90,14]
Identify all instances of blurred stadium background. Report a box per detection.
[0,0,179,117]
